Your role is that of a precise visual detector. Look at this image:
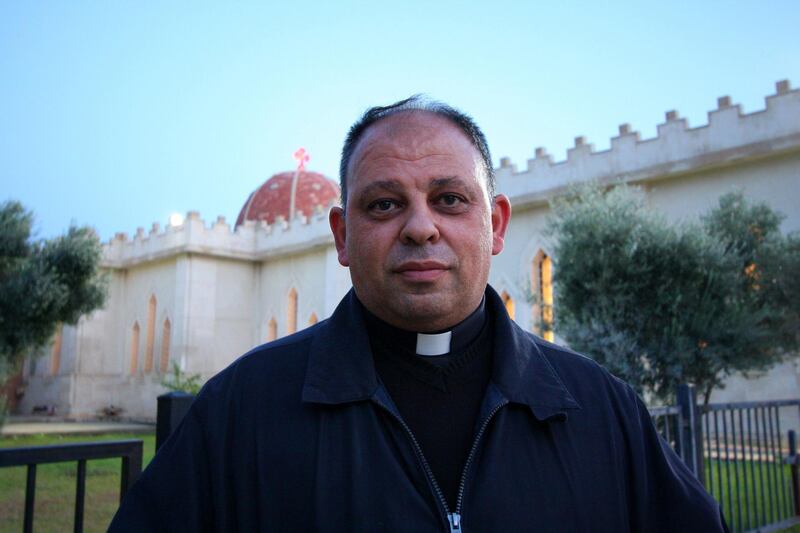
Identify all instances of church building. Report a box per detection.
[18,81,800,421]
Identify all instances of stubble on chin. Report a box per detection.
[386,290,457,329]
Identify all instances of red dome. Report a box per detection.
[236,171,340,227]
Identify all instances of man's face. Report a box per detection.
[330,111,511,332]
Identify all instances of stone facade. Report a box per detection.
[18,80,800,421]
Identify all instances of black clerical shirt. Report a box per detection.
[364,303,493,510]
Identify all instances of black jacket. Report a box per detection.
[110,286,727,532]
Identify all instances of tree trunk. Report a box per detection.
[702,383,714,406]
[1,355,25,414]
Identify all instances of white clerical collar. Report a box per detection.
[359,295,486,358]
[415,331,453,357]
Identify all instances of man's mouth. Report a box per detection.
[394,261,449,282]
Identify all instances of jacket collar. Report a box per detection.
[301,286,581,422]
[485,285,581,421]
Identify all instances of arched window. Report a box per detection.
[532,250,555,342]
[500,291,515,320]
[267,317,277,341]
[159,318,172,374]
[308,312,318,326]
[287,288,298,334]
[130,321,140,375]
[50,323,63,376]
[144,294,157,373]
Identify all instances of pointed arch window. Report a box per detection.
[144,294,157,373]
[130,321,140,375]
[287,288,298,334]
[500,291,516,320]
[159,318,172,373]
[267,317,277,341]
[308,312,318,326]
[532,250,555,342]
[50,323,63,376]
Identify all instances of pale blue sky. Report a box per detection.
[1,1,798,241]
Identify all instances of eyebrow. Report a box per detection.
[429,176,464,189]
[358,180,405,197]
[357,176,466,197]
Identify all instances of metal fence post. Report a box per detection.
[789,430,800,517]
[120,440,143,503]
[156,392,195,451]
[676,384,705,484]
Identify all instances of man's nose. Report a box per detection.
[400,204,440,245]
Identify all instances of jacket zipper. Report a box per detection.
[447,511,461,532]
[372,400,453,527]
[373,394,508,532]
[452,401,508,522]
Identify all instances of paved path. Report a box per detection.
[1,419,154,436]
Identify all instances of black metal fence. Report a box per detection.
[0,439,143,533]
[651,389,800,533]
[0,393,190,532]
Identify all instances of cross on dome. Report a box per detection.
[235,147,339,228]
[294,147,310,171]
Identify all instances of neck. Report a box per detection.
[361,297,486,356]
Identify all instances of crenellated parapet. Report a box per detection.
[104,80,800,268]
[103,201,337,268]
[496,80,800,204]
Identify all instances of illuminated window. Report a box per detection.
[159,318,171,374]
[50,323,63,375]
[144,294,157,373]
[532,250,555,342]
[500,291,515,320]
[130,321,140,375]
[287,288,298,334]
[268,317,277,341]
[308,312,318,326]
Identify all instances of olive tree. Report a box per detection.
[0,201,107,380]
[546,185,798,403]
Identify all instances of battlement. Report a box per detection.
[103,201,336,268]
[104,80,800,268]
[496,80,800,204]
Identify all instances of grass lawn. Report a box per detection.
[706,455,800,532]
[0,433,155,533]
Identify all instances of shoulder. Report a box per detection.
[528,332,621,382]
[525,331,641,411]
[194,320,326,413]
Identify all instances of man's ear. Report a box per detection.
[490,194,512,256]
[329,206,350,267]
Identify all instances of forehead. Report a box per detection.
[347,111,484,187]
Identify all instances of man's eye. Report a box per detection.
[368,199,399,212]
[438,194,465,207]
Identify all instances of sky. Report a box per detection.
[1,1,798,242]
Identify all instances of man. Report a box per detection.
[111,97,727,532]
